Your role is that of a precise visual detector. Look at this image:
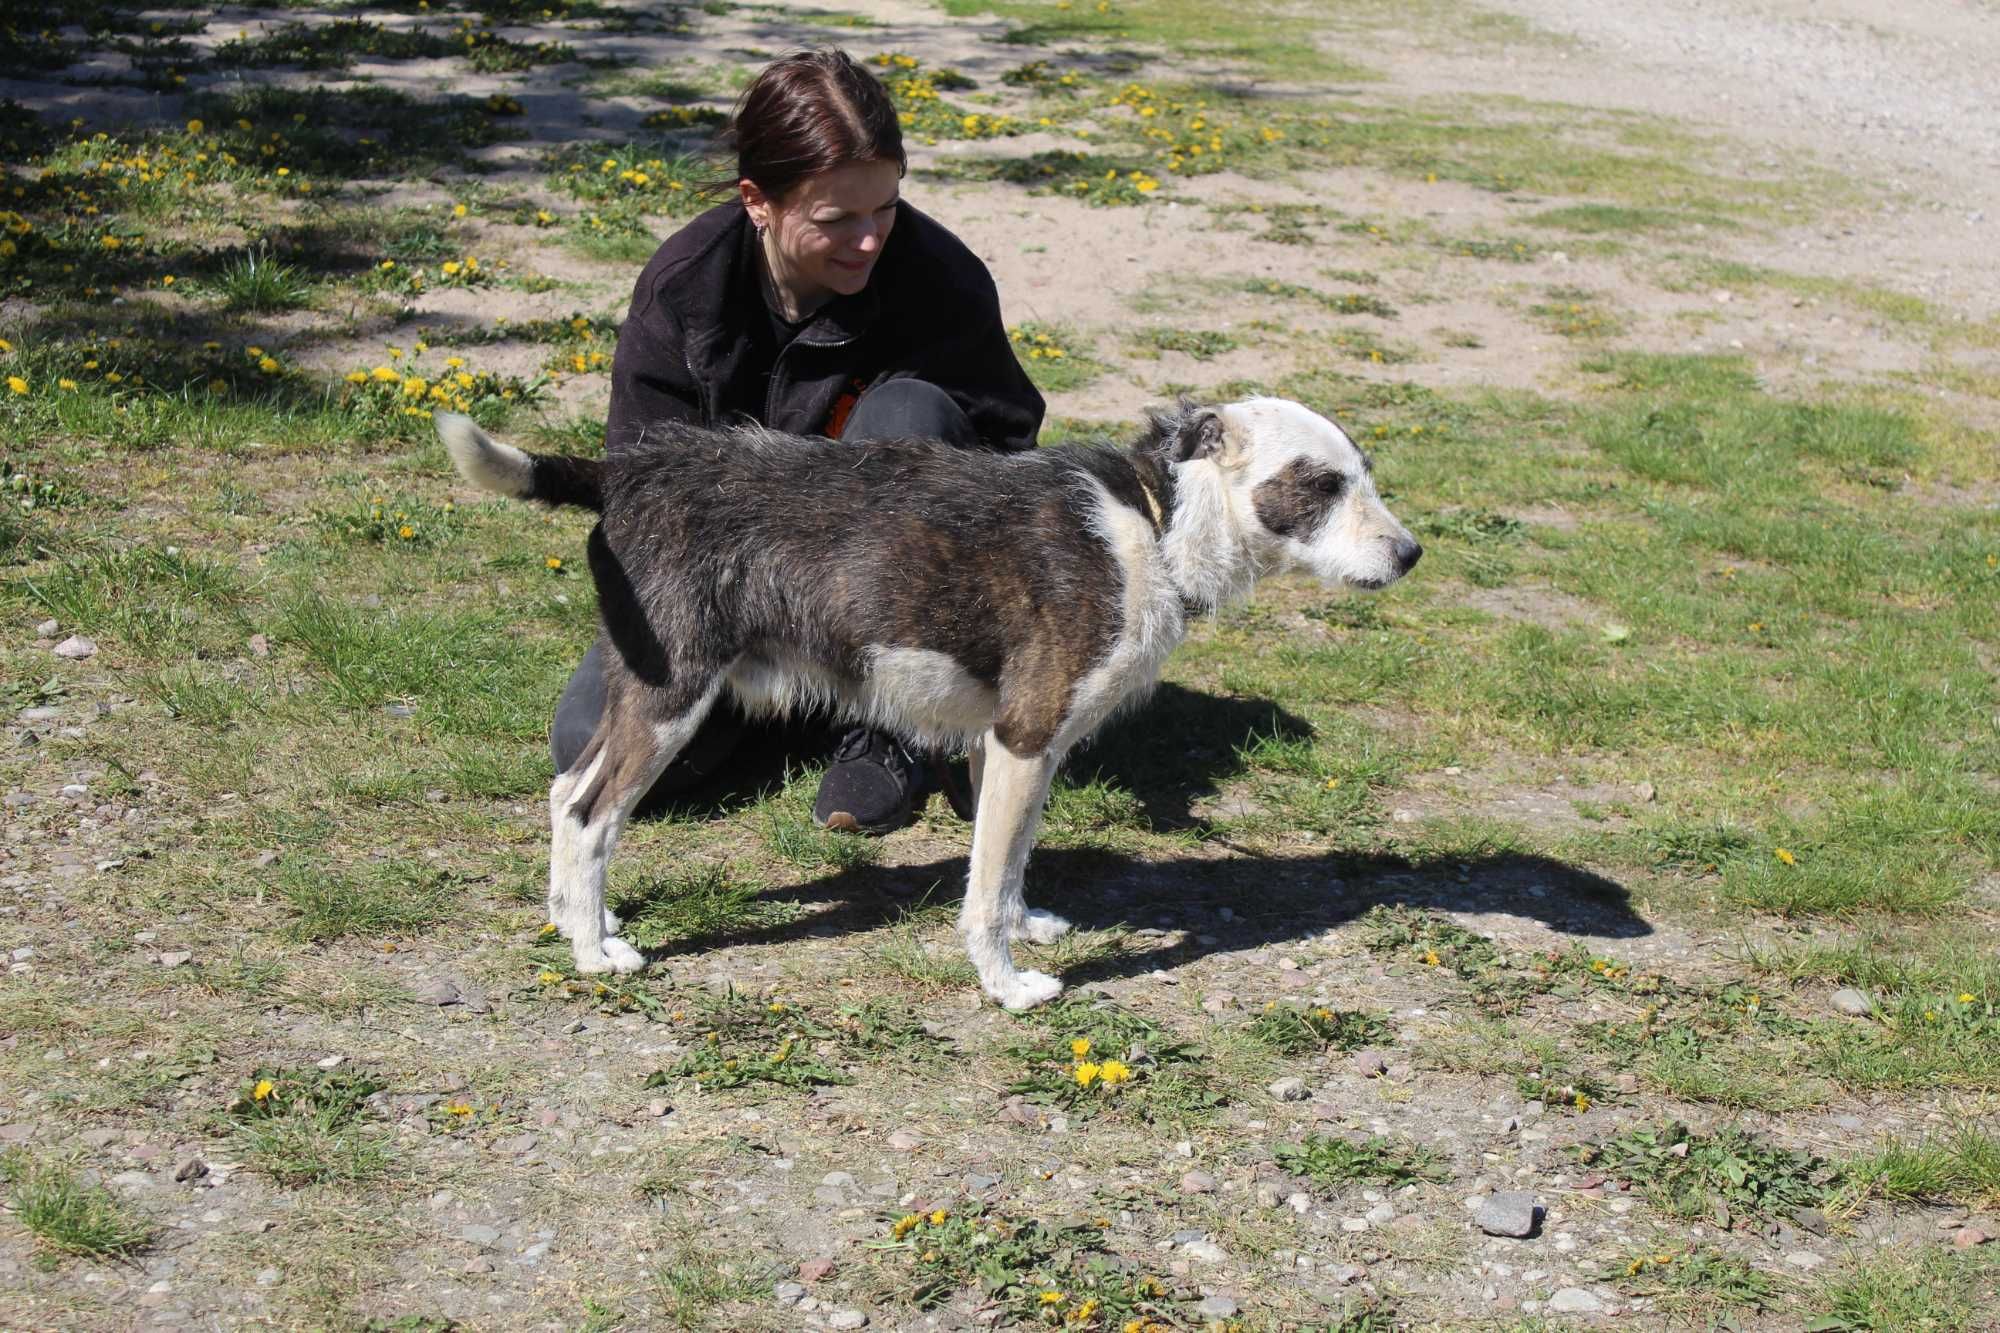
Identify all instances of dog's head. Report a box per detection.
[1146,397,1421,593]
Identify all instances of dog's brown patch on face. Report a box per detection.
[1252,457,1343,538]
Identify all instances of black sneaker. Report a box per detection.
[814,727,921,834]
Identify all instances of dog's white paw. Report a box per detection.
[992,969,1064,1012]
[574,936,646,975]
[602,908,623,934]
[1013,910,1072,946]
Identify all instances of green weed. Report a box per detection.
[0,1151,153,1267]
[1274,1133,1450,1188]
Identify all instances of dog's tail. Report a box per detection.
[436,412,603,511]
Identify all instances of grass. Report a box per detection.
[1273,1134,1450,1188]
[2,4,1998,1328]
[0,1151,153,1267]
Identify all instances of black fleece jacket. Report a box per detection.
[605,200,1044,457]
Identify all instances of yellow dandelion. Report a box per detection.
[1071,1037,1091,1058]
[345,370,369,384]
[928,1208,949,1225]
[0,337,10,352]
[445,356,464,369]
[398,524,416,540]
[546,556,562,570]
[251,1077,277,1101]
[58,378,77,391]
[5,375,25,395]
[441,261,461,276]
[1774,848,1796,866]
[380,259,396,271]
[1040,1291,1065,1305]
[162,274,175,286]
[258,356,279,374]
[1073,1061,1101,1088]
[538,969,563,984]
[101,235,121,249]
[453,203,468,217]
[444,1100,473,1116]
[1098,1059,1131,1085]
[892,1213,920,1238]
[1958,992,1975,1004]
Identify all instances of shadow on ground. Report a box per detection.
[630,842,1651,989]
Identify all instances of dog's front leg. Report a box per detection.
[548,754,645,976]
[960,735,1062,1010]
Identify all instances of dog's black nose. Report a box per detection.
[1394,536,1423,571]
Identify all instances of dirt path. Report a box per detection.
[1375,0,2000,317]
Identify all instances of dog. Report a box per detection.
[438,398,1420,1010]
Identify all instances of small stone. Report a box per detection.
[463,1257,494,1274]
[1182,1239,1226,1263]
[1286,1191,1310,1214]
[1179,1170,1217,1195]
[1613,1073,1639,1094]
[255,850,280,868]
[1785,1251,1826,1270]
[315,1055,343,1070]
[10,947,33,962]
[254,1267,281,1286]
[1328,1263,1366,1285]
[648,1099,671,1118]
[1365,1202,1396,1226]
[827,1310,868,1330]
[1341,1217,1369,1232]
[1268,1077,1308,1102]
[499,1133,539,1156]
[248,633,270,657]
[1278,956,1300,970]
[1830,987,1874,1017]
[1352,1049,1389,1078]
[1196,1295,1238,1319]
[1953,1227,1991,1248]
[887,1129,923,1151]
[384,702,415,718]
[460,1224,501,1247]
[798,1257,835,1283]
[1547,1288,1602,1314]
[35,619,59,637]
[774,1282,806,1306]
[1634,781,1656,802]
[158,951,191,968]
[53,635,97,659]
[1475,1191,1538,1238]
[414,978,462,1007]
[173,1156,207,1183]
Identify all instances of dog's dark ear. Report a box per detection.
[1176,407,1226,462]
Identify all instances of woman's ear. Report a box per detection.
[739,179,770,231]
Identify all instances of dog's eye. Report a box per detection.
[1312,472,1345,497]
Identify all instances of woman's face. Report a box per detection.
[743,158,902,305]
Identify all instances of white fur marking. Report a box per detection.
[437,412,534,500]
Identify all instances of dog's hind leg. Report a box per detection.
[549,675,722,975]
[959,732,1063,1010]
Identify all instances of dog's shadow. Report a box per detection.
[635,682,1308,827]
[617,685,1651,978]
[625,846,1651,989]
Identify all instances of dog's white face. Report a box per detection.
[1203,397,1422,590]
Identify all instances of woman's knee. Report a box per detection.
[841,378,974,445]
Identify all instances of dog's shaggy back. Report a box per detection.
[596,423,1158,707]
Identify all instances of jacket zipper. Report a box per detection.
[766,329,855,429]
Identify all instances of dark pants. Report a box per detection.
[550,379,976,785]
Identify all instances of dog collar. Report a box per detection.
[1135,476,1165,531]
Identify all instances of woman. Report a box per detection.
[551,48,1046,833]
